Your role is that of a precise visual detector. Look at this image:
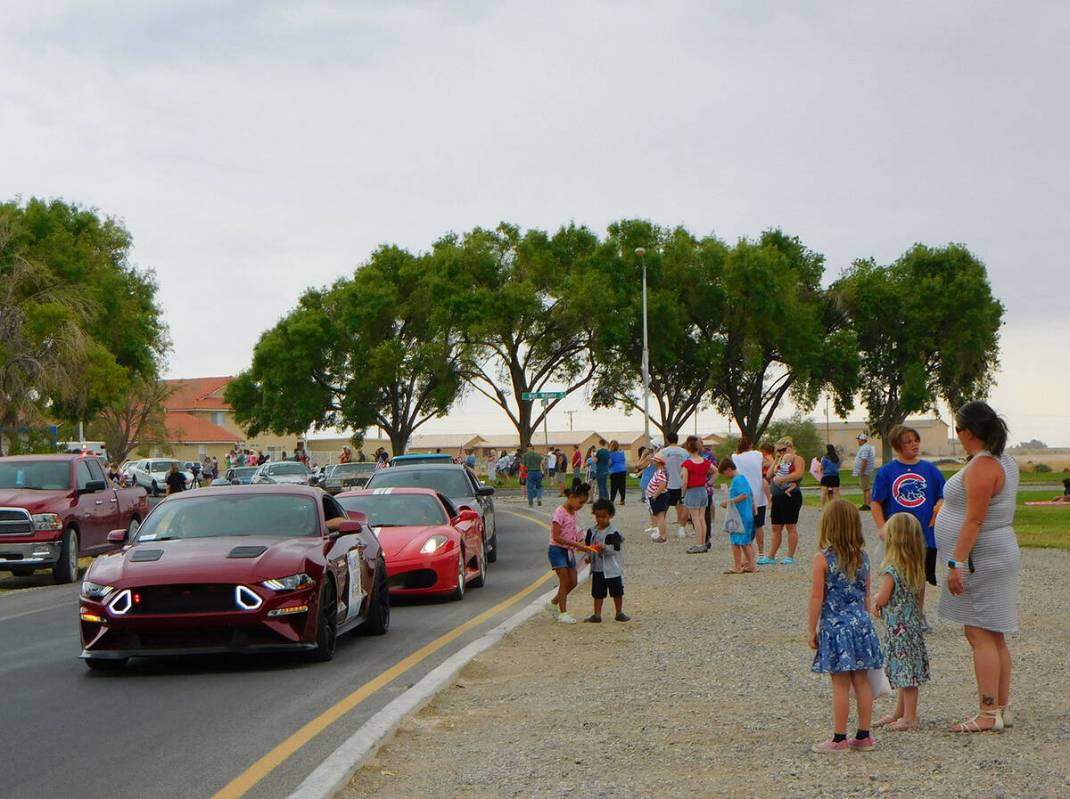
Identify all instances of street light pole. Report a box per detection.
[636,247,650,442]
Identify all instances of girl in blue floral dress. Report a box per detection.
[872,513,930,730]
[808,499,884,753]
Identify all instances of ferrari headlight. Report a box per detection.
[263,572,314,591]
[32,513,63,531]
[420,535,449,554]
[81,581,114,600]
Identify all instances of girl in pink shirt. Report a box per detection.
[547,480,593,624]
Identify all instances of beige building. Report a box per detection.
[154,377,303,463]
[822,417,955,461]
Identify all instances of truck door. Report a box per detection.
[88,458,120,551]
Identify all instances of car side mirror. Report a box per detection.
[347,510,369,526]
[455,509,480,524]
[334,520,362,535]
[80,479,107,495]
[107,529,128,545]
[476,486,495,496]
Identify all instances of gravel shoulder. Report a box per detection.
[342,496,1070,799]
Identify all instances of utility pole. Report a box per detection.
[636,247,650,442]
[564,410,576,431]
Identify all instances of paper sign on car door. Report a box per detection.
[346,549,365,621]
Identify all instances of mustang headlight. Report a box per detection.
[420,535,449,554]
[263,572,314,591]
[32,513,63,531]
[81,581,114,600]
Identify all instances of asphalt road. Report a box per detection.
[0,502,553,799]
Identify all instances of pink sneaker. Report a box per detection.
[849,736,876,751]
[811,738,850,753]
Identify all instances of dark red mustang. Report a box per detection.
[78,485,389,669]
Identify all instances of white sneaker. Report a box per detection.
[677,527,688,539]
[557,612,577,624]
[648,528,661,540]
[544,600,559,616]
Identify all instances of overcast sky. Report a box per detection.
[3,1,1068,445]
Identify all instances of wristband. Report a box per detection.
[947,559,968,570]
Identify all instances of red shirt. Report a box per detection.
[682,457,712,488]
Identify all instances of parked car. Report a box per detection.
[322,462,377,495]
[252,461,315,485]
[129,459,195,496]
[337,488,486,599]
[211,466,259,487]
[0,454,149,583]
[364,463,497,563]
[389,453,455,467]
[78,485,389,669]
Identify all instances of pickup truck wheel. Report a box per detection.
[85,657,127,671]
[52,528,79,584]
[128,518,141,537]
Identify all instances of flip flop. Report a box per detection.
[722,569,745,574]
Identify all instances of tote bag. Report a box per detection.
[722,490,744,535]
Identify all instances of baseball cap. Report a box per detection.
[856,433,868,441]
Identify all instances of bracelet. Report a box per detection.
[947,559,968,570]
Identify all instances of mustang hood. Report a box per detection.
[87,536,325,586]
[375,525,456,560]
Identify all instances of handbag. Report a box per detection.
[867,667,892,699]
[723,492,744,535]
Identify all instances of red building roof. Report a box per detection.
[164,377,233,411]
[164,412,241,444]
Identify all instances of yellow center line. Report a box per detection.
[213,511,552,799]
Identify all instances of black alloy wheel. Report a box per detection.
[310,580,338,662]
[360,557,390,635]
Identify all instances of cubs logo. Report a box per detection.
[892,472,928,508]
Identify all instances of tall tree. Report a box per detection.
[708,229,859,442]
[584,220,729,439]
[438,223,598,448]
[89,374,175,464]
[227,246,467,453]
[834,243,1004,461]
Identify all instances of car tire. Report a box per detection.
[450,549,466,601]
[360,557,390,636]
[11,567,35,577]
[85,657,127,671]
[52,528,79,585]
[309,580,338,662]
[485,516,498,564]
[470,536,487,589]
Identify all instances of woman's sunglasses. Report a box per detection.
[776,448,787,454]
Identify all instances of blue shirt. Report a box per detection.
[820,457,840,478]
[871,459,946,548]
[608,450,627,474]
[729,474,754,534]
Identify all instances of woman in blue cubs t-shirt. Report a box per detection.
[871,424,946,586]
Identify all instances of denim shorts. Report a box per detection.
[548,545,576,570]
[684,486,709,508]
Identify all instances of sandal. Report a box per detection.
[873,714,900,729]
[722,569,744,574]
[950,709,1004,733]
[1000,705,1014,728]
[653,537,667,543]
[887,719,919,731]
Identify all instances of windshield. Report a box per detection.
[230,467,257,479]
[136,494,321,541]
[150,460,179,472]
[268,463,308,475]
[0,461,70,490]
[333,463,375,475]
[337,494,447,527]
[367,469,472,498]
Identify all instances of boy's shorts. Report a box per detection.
[591,571,623,599]
[548,545,576,570]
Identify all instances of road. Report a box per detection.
[0,502,552,799]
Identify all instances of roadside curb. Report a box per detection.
[286,566,590,799]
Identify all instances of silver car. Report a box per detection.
[322,462,377,494]
[129,459,194,496]
[251,461,314,486]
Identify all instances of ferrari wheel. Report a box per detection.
[360,557,390,636]
[470,536,487,589]
[85,657,127,671]
[449,549,466,601]
[309,581,338,662]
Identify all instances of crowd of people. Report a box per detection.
[540,401,1023,749]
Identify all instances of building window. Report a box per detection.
[214,411,226,426]
[198,445,208,457]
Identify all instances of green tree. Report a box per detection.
[709,229,859,443]
[437,223,598,448]
[583,220,729,440]
[227,246,467,453]
[763,414,823,461]
[834,243,1004,461]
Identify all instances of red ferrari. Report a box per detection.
[335,488,486,600]
[78,486,389,669]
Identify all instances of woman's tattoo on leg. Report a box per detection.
[982,694,995,706]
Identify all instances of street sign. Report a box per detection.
[521,391,567,400]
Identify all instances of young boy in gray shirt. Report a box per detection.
[583,498,629,622]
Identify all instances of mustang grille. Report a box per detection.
[0,508,33,535]
[130,584,247,614]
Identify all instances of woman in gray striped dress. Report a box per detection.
[935,401,1019,733]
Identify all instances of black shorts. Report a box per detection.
[666,487,682,507]
[592,572,624,599]
[820,475,840,488]
[754,505,766,528]
[770,489,803,525]
[649,493,671,515]
[926,546,938,587]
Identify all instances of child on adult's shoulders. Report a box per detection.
[583,498,629,622]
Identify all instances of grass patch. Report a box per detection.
[1013,491,1070,550]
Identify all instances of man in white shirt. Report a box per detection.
[658,432,690,538]
[732,436,771,561]
[852,433,876,510]
[546,449,557,475]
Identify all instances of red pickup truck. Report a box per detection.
[0,454,149,584]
